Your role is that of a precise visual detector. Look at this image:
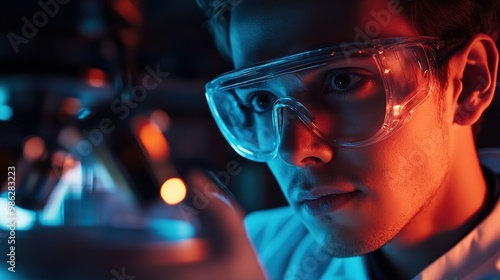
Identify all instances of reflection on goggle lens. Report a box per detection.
[206,37,439,162]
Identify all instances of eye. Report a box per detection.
[249,91,276,113]
[329,72,364,93]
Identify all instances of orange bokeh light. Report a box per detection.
[138,121,170,162]
[160,178,187,205]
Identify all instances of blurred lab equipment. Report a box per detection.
[0,1,231,279]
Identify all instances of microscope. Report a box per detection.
[0,1,215,278]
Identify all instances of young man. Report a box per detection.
[197,0,500,279]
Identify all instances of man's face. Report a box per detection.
[229,0,453,257]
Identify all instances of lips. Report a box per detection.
[295,188,358,216]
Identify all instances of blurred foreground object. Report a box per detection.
[0,1,260,278]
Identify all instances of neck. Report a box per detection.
[378,128,489,279]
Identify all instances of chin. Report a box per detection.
[320,238,380,258]
[311,227,393,258]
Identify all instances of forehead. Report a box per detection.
[229,0,419,68]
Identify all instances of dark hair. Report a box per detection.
[196,0,234,59]
[399,0,500,137]
[401,0,500,89]
[197,0,499,88]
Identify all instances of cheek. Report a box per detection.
[362,101,451,211]
[384,107,449,185]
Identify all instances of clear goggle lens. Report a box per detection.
[206,37,438,162]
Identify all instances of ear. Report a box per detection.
[451,34,499,125]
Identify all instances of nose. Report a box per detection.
[275,106,334,167]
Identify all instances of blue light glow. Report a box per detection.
[148,218,197,241]
[0,87,8,104]
[80,19,105,36]
[0,105,13,121]
[77,108,91,119]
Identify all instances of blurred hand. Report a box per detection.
[148,169,268,280]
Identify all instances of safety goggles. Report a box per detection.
[205,37,443,162]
